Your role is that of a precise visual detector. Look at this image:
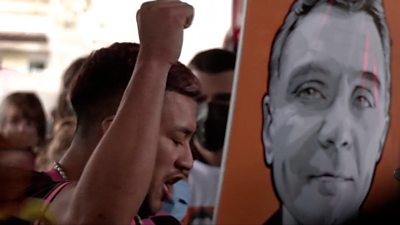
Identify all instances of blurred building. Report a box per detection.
[0,0,235,113]
[0,0,93,113]
[0,0,50,73]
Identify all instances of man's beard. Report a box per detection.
[138,195,153,219]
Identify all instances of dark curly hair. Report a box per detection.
[69,42,201,135]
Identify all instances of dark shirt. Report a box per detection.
[0,171,59,225]
[264,203,400,225]
[263,210,282,225]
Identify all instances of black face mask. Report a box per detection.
[195,101,230,152]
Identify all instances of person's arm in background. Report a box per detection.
[47,1,194,225]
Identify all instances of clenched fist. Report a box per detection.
[136,0,194,65]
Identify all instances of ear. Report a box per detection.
[101,115,115,134]
[376,114,390,163]
[262,95,274,166]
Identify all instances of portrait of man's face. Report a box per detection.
[262,2,389,224]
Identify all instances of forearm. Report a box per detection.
[69,58,171,224]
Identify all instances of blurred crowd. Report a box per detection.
[0,1,239,224]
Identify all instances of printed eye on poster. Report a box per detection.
[216,0,400,224]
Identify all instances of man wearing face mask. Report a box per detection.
[182,48,236,225]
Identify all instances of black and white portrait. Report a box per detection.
[262,0,391,224]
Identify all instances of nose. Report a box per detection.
[318,102,353,150]
[175,143,194,174]
[16,121,28,131]
[17,121,33,132]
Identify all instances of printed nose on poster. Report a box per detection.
[319,105,352,150]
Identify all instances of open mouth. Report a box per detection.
[162,183,173,201]
[162,176,183,201]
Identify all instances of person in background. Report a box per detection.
[0,133,51,224]
[36,56,87,171]
[183,48,236,225]
[44,118,76,171]
[5,1,200,224]
[0,92,47,170]
[222,27,240,54]
[51,56,87,126]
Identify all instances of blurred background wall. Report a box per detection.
[0,0,239,114]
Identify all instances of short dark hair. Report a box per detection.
[189,48,236,74]
[70,42,201,135]
[0,92,47,145]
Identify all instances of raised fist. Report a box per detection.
[136,0,194,65]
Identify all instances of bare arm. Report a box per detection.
[48,1,194,224]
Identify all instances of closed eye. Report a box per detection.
[172,139,183,146]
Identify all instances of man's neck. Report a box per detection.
[58,135,99,181]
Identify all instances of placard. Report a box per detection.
[216,0,400,224]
